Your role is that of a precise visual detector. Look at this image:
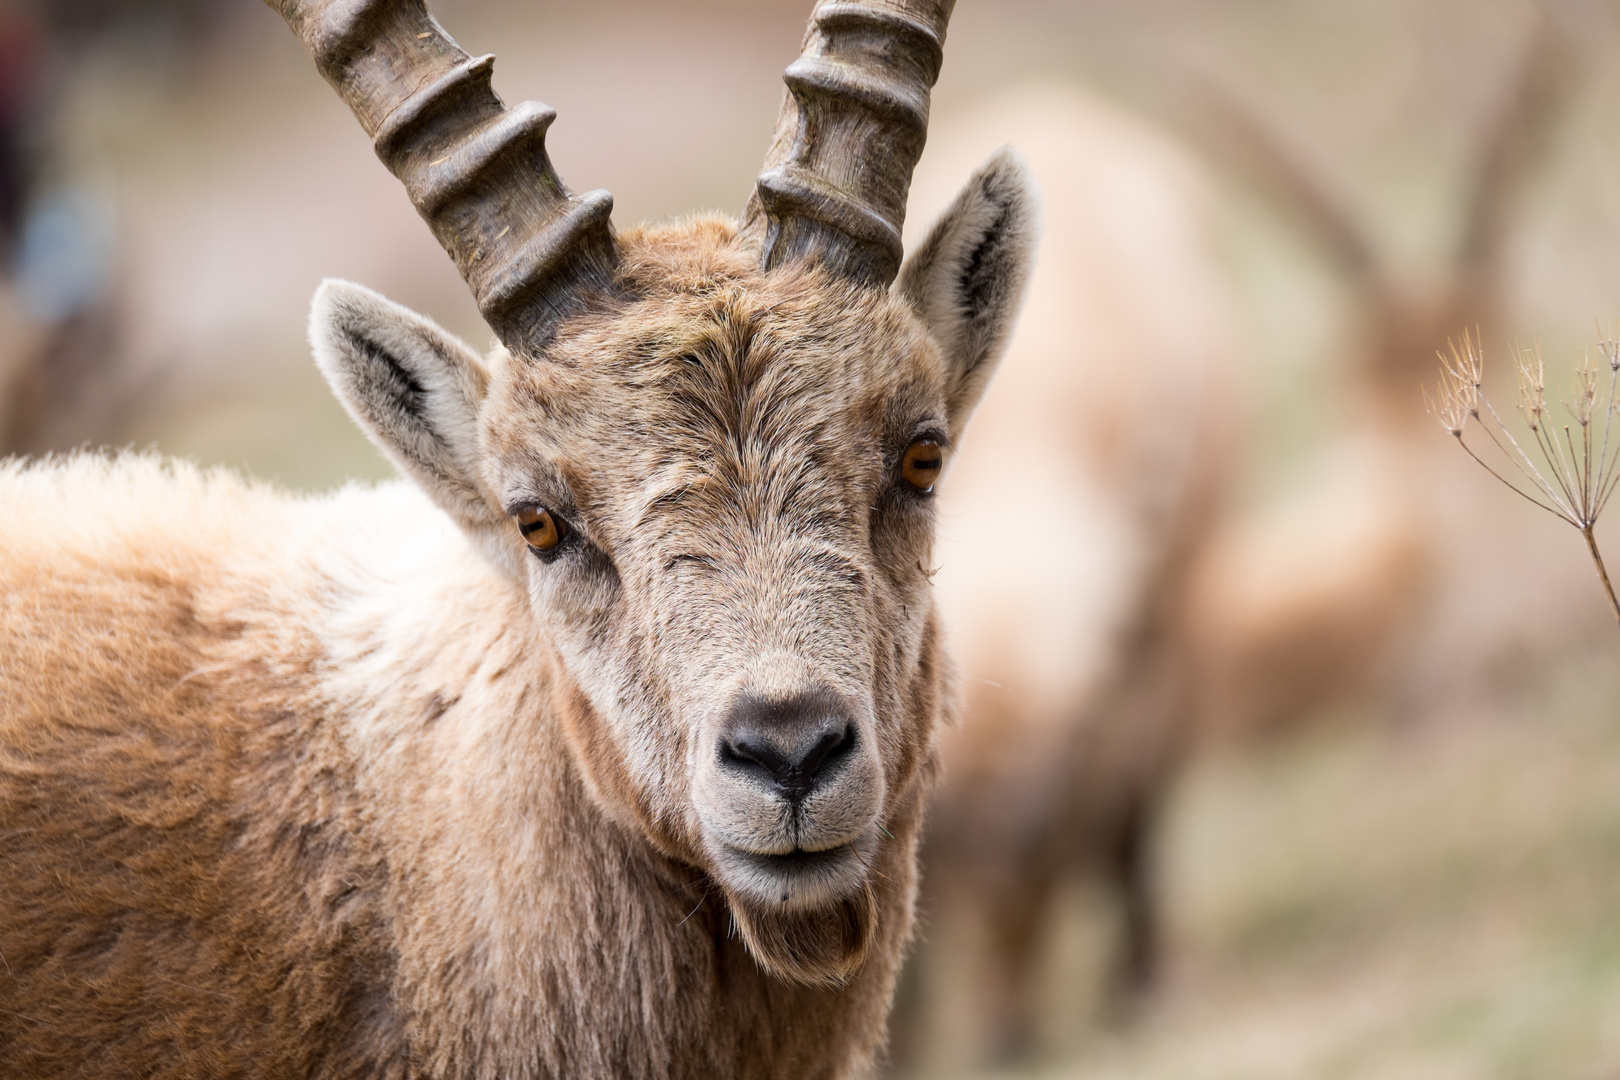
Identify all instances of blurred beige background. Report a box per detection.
[12,1,1620,491]
[3,1,1619,1078]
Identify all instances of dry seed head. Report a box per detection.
[1425,323,1620,630]
[1514,341,1547,431]
[1449,328,1486,392]
[1428,333,1483,435]
[1426,357,1473,436]
[1565,353,1599,427]
[1598,319,1620,372]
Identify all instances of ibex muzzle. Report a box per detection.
[719,690,860,807]
[706,684,882,910]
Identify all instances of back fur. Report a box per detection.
[0,454,410,1076]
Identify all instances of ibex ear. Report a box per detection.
[309,279,501,529]
[896,147,1040,432]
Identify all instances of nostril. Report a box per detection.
[721,732,791,780]
[797,722,854,780]
[719,719,857,803]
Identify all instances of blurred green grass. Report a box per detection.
[120,359,393,492]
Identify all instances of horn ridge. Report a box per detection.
[814,3,944,73]
[265,0,616,354]
[370,53,499,163]
[755,166,900,252]
[404,100,560,218]
[740,0,953,287]
[782,56,929,129]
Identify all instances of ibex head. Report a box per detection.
[270,0,1036,986]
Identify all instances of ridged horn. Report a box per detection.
[739,0,954,288]
[264,0,616,354]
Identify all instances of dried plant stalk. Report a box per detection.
[1426,327,1620,628]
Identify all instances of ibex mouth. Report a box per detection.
[716,840,870,911]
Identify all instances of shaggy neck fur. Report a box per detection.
[0,459,929,1079]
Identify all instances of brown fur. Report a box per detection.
[0,198,1038,1079]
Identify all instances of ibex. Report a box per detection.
[891,84,1235,1066]
[1185,4,1574,736]
[0,1,1037,1076]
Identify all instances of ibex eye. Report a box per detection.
[899,439,944,493]
[514,506,568,553]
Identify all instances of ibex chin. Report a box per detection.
[0,1,1037,1077]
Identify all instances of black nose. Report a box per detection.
[719,690,857,803]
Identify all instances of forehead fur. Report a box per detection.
[484,217,946,519]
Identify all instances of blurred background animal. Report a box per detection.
[888,3,1616,1073]
[1183,0,1592,741]
[890,83,1238,1069]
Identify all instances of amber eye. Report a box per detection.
[900,438,944,492]
[514,506,567,552]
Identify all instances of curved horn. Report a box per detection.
[740,0,954,288]
[264,0,616,354]
[1455,2,1572,276]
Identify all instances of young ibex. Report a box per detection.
[890,85,1234,1066]
[0,1,1037,1077]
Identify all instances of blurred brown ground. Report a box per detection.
[4,1,1620,1077]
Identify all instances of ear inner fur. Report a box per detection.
[896,146,1040,433]
[309,278,499,528]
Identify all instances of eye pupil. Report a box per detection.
[515,506,566,552]
[901,439,944,492]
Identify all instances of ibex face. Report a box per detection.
[274,0,1037,988]
[492,236,943,978]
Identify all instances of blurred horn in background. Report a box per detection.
[1182,0,1579,746]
